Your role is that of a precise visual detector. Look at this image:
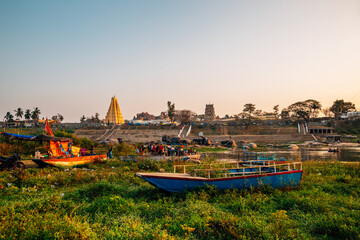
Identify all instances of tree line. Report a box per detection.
[80,113,101,123]
[166,99,356,124]
[3,107,64,123]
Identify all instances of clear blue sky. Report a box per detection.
[1,0,359,122]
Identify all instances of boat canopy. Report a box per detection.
[1,132,71,142]
[2,132,36,140]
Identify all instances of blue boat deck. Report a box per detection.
[136,152,303,192]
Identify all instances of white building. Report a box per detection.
[341,111,360,119]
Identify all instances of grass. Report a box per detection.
[1,160,360,239]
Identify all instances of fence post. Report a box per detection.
[274,162,276,173]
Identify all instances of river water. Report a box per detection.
[203,147,360,162]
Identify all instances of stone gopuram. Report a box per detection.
[204,104,216,121]
[105,96,125,125]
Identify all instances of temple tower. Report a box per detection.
[105,96,125,125]
[204,104,216,121]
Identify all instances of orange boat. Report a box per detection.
[32,154,107,168]
[2,119,107,168]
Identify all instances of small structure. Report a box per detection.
[308,126,334,135]
[204,104,216,121]
[219,125,229,135]
[341,111,360,120]
[105,96,125,125]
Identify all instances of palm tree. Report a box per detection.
[24,109,31,123]
[31,107,41,123]
[4,112,14,122]
[58,114,64,122]
[80,115,86,123]
[14,107,24,120]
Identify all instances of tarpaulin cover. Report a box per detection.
[2,132,70,142]
[50,141,70,157]
[2,132,36,140]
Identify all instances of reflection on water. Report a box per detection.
[204,147,360,162]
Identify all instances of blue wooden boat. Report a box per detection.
[136,159,303,192]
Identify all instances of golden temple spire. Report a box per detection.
[105,96,124,125]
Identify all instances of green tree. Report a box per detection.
[52,114,64,123]
[273,105,279,119]
[243,103,256,124]
[330,99,356,120]
[287,99,322,122]
[176,109,196,124]
[24,109,31,121]
[94,113,100,122]
[58,114,64,122]
[31,107,41,122]
[167,101,175,123]
[281,108,290,120]
[14,108,24,120]
[80,115,86,123]
[4,112,14,122]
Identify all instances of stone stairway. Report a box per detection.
[97,125,121,141]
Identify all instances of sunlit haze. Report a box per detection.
[1,0,359,122]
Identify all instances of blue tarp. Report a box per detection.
[3,132,36,140]
[2,132,71,142]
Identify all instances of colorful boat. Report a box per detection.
[2,131,107,168]
[32,154,106,168]
[136,158,303,192]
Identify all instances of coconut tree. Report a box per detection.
[24,109,31,123]
[4,112,14,122]
[14,107,24,120]
[31,107,41,123]
[80,115,86,123]
[58,114,64,122]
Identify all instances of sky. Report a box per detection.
[1,0,359,122]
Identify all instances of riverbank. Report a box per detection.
[1,160,359,239]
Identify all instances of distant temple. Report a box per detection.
[105,96,124,125]
[204,104,216,121]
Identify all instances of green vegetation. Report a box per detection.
[1,161,360,239]
[336,119,360,136]
[0,129,101,158]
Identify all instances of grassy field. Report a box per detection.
[1,160,360,239]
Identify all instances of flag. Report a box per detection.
[45,118,54,136]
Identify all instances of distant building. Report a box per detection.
[308,126,335,135]
[204,104,216,121]
[341,111,360,119]
[105,96,125,125]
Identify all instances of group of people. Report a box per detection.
[135,143,197,157]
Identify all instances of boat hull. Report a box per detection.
[136,170,303,192]
[32,154,107,167]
